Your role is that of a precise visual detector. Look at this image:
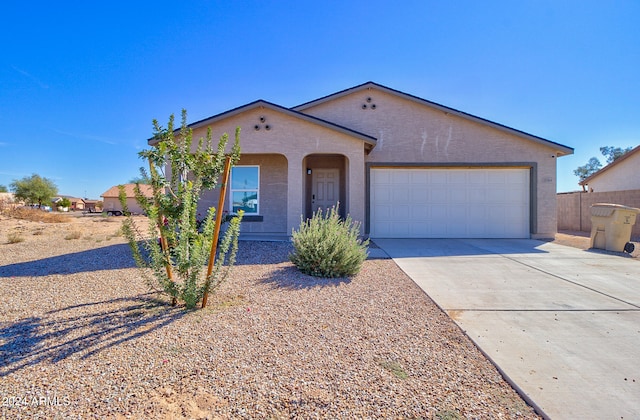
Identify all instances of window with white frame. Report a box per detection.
[230,166,259,214]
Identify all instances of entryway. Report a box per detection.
[304,154,347,219]
[312,168,339,213]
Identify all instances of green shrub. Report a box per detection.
[289,205,369,278]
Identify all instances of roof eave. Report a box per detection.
[148,100,377,148]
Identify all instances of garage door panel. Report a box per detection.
[430,188,448,203]
[392,188,410,202]
[391,171,410,184]
[488,189,506,202]
[450,189,467,203]
[468,188,487,203]
[374,204,392,220]
[371,168,529,238]
[410,187,428,203]
[410,171,429,183]
[505,188,526,202]
[410,206,428,220]
[448,171,467,184]
[469,171,487,184]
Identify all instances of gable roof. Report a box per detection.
[579,144,640,186]
[101,184,153,198]
[294,81,574,156]
[149,100,377,151]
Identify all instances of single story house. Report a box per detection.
[579,144,640,192]
[101,184,153,215]
[150,82,573,239]
[83,199,101,212]
[52,195,85,211]
[0,192,20,210]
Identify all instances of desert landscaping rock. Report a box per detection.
[0,214,540,418]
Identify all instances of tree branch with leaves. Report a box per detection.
[574,145,633,190]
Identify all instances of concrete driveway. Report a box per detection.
[373,238,640,420]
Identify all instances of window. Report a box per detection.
[230,166,259,214]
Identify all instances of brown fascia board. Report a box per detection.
[579,144,640,186]
[147,99,377,149]
[293,81,574,157]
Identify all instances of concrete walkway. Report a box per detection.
[373,238,640,420]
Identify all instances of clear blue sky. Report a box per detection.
[1,1,638,199]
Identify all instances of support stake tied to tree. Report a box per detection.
[202,155,232,308]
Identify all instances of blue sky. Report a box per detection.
[1,1,638,199]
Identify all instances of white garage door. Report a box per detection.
[370,168,530,238]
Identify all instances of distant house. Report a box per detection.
[101,184,153,215]
[0,192,20,210]
[83,199,101,212]
[65,196,85,210]
[580,145,640,192]
[52,195,85,211]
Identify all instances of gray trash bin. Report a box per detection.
[590,203,639,253]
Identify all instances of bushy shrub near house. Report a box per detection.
[290,205,368,278]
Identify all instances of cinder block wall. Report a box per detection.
[557,190,640,239]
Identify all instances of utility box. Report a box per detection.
[590,203,640,253]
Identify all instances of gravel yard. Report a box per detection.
[0,214,540,419]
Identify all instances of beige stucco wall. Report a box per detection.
[585,152,640,192]
[189,107,366,235]
[300,87,562,238]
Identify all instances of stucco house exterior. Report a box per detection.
[153,82,573,239]
[101,184,153,215]
[579,145,640,192]
[52,195,85,211]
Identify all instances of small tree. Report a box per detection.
[57,197,71,210]
[0,185,7,193]
[574,146,633,188]
[573,157,602,183]
[120,110,243,309]
[10,174,58,208]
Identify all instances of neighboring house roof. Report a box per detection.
[52,195,83,203]
[579,144,640,187]
[101,184,154,198]
[294,81,574,156]
[149,100,377,151]
[60,195,84,202]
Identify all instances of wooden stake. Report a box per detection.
[148,159,177,306]
[202,155,232,308]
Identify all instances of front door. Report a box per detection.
[312,168,340,213]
